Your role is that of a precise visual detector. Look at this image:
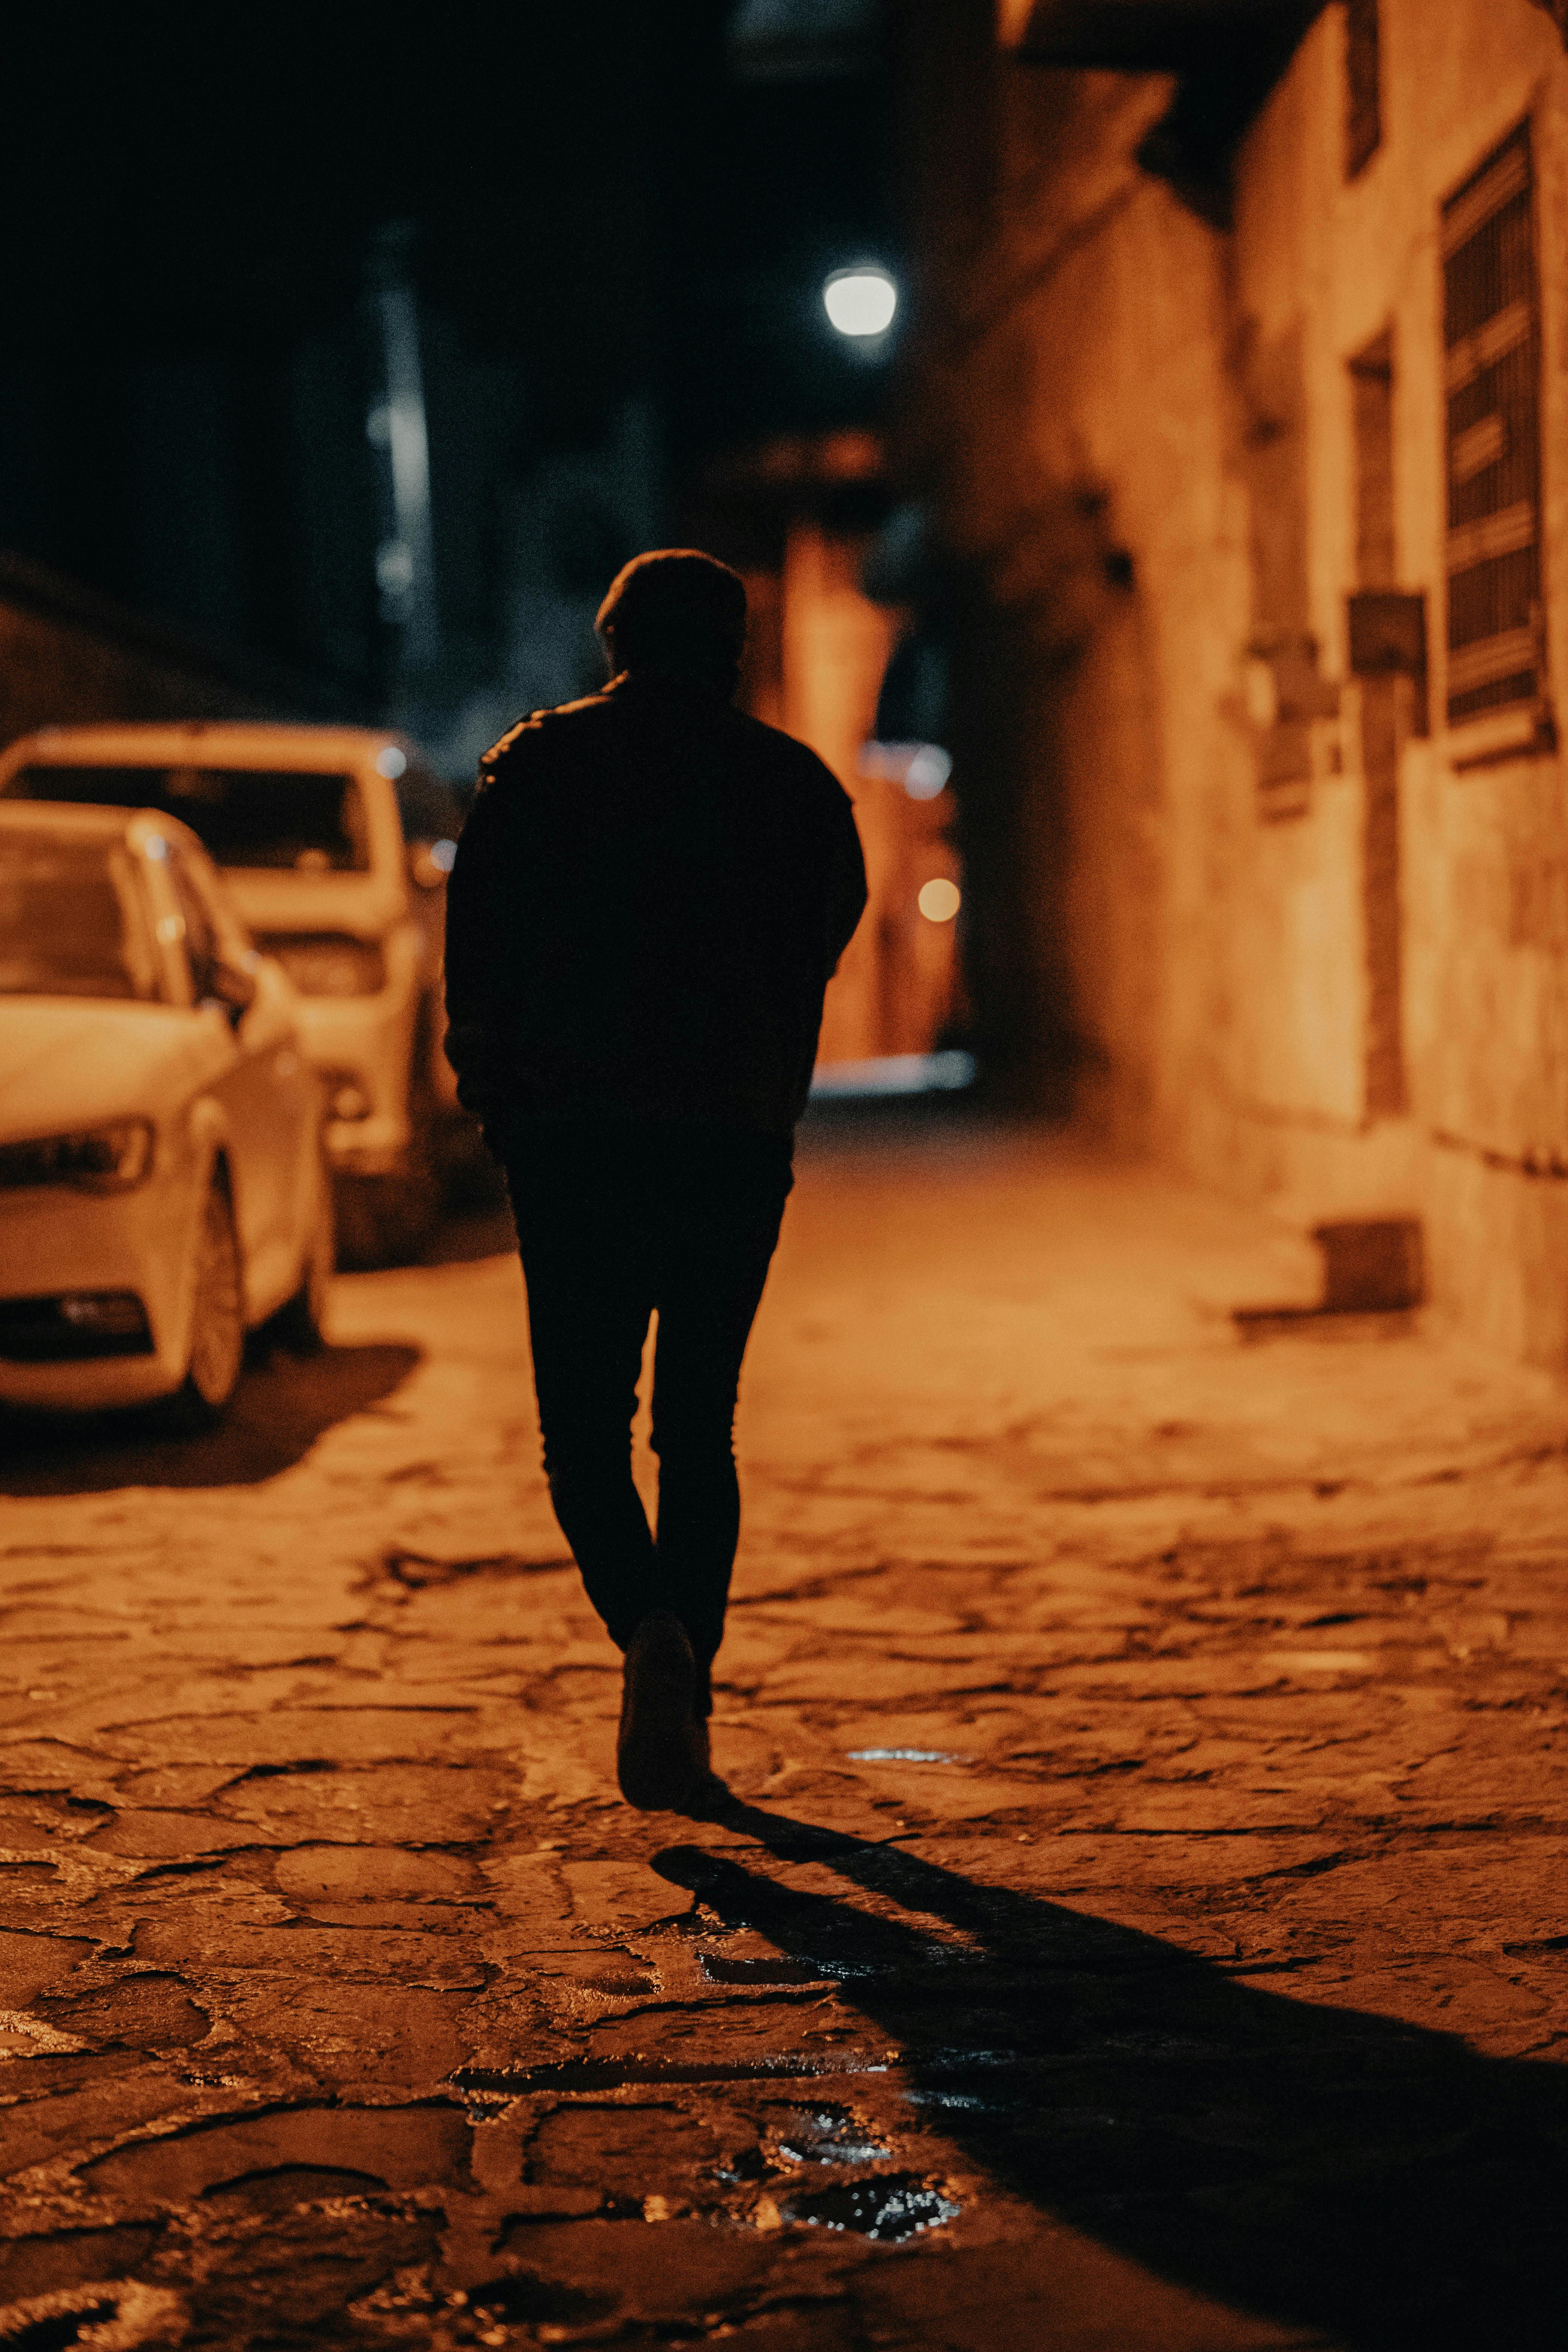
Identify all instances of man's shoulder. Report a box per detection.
[478,690,614,782]
[475,687,853,813]
[724,704,851,802]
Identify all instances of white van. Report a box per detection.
[0,722,466,1262]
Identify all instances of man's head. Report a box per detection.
[596,549,747,693]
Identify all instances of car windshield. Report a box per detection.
[0,829,160,1001]
[9,764,371,872]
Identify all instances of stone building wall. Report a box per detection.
[900,0,1568,1368]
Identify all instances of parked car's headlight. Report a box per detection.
[0,1119,154,1192]
[258,934,387,997]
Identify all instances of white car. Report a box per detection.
[0,802,332,1426]
[0,722,466,1263]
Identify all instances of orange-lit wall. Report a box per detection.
[747,518,962,1066]
[903,0,1568,1366]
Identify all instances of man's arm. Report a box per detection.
[824,786,868,973]
[442,765,516,1122]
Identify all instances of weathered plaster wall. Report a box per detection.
[1233,0,1568,1351]
[912,0,1568,1367]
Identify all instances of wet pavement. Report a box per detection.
[2,1115,1566,2350]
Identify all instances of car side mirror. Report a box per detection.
[206,958,257,1028]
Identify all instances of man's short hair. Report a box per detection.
[596,549,747,678]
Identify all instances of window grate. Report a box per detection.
[1345,0,1381,180]
[1442,122,1542,727]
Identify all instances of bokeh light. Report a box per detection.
[824,268,898,338]
[905,745,951,799]
[918,877,961,923]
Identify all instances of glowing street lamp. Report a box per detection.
[823,266,898,340]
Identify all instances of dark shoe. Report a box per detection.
[674,1767,736,1820]
[617,1612,705,1810]
[664,1710,743,1818]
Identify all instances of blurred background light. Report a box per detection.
[824,266,897,337]
[859,740,950,796]
[904,744,951,798]
[810,1049,974,1098]
[918,877,960,923]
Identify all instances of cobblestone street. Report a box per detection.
[2,1117,1566,2349]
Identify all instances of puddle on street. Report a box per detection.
[747,2105,960,2243]
[920,2046,1018,2072]
[697,1950,825,1986]
[770,2103,890,2165]
[903,2087,1004,2114]
[776,2172,961,2242]
[847,1747,963,1763]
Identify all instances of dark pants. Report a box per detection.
[498,1118,793,1713]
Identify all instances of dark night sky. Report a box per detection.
[6,5,897,464]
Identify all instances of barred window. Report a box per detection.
[1344,0,1380,180]
[1442,122,1542,727]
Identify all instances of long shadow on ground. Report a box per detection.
[0,1340,420,1494]
[654,1802,1567,2352]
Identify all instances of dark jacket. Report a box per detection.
[443,669,868,1135]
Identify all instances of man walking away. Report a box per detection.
[444,550,867,1812]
